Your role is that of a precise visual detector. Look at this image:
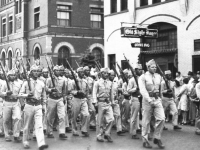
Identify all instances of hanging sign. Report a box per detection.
[131,43,150,48]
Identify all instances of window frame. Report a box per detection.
[57,5,71,27]
[121,0,128,11]
[34,7,40,29]
[110,0,117,14]
[2,17,7,37]
[194,39,200,51]
[8,15,13,35]
[90,7,103,29]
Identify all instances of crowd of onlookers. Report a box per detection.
[167,71,200,133]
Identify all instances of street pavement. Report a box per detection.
[0,123,200,150]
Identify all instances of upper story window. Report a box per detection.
[1,0,7,6]
[153,0,161,4]
[90,7,103,29]
[2,18,6,37]
[140,0,148,6]
[34,7,40,28]
[121,0,127,11]
[8,15,13,35]
[57,5,72,27]
[110,0,117,13]
[16,0,22,14]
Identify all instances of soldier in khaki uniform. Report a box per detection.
[1,69,22,142]
[93,68,114,142]
[139,59,165,149]
[161,70,181,130]
[19,65,48,150]
[46,65,67,139]
[70,67,90,137]
[83,66,96,130]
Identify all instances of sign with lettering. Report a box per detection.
[121,27,158,38]
[131,43,150,48]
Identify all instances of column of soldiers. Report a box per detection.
[0,57,194,150]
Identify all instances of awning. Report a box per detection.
[140,48,177,55]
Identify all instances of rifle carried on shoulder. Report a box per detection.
[45,55,56,88]
[20,58,32,91]
[116,62,128,84]
[75,60,80,68]
[112,64,119,78]
[0,62,10,91]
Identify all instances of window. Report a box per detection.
[121,0,127,11]
[194,39,200,51]
[1,52,6,67]
[111,0,117,13]
[8,51,12,70]
[92,48,104,67]
[153,0,161,4]
[58,46,70,68]
[2,18,6,37]
[140,0,148,6]
[34,7,40,28]
[91,14,103,28]
[15,0,22,14]
[57,5,71,27]
[1,0,7,6]
[9,16,13,35]
[34,47,40,60]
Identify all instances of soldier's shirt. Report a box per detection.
[1,80,23,97]
[85,76,94,95]
[70,77,89,97]
[0,79,6,102]
[127,77,137,94]
[46,76,65,95]
[139,71,162,103]
[63,77,73,95]
[93,78,113,103]
[111,80,119,100]
[19,78,46,104]
[122,82,128,93]
[161,80,175,97]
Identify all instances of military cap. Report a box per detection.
[42,68,48,72]
[83,66,90,71]
[128,71,133,76]
[30,65,39,72]
[100,67,110,73]
[64,68,70,73]
[109,70,115,75]
[59,65,64,70]
[188,71,193,76]
[7,69,15,76]
[38,66,43,71]
[135,64,142,69]
[77,67,84,72]
[146,59,156,68]
[123,69,129,74]
[164,70,171,75]
[53,65,60,71]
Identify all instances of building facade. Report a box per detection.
[0,0,104,70]
[105,0,200,76]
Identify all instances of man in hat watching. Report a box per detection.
[19,65,48,150]
[161,70,182,130]
[83,66,96,130]
[46,65,67,139]
[93,67,114,142]
[1,69,22,142]
[139,59,165,149]
[70,67,90,137]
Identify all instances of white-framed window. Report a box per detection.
[34,7,40,28]
[8,15,13,35]
[57,5,71,27]
[90,14,102,28]
[15,0,22,14]
[2,17,6,37]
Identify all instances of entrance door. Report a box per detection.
[193,55,200,73]
[108,54,116,70]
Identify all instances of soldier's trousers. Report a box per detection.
[87,96,96,127]
[130,97,140,135]
[0,101,3,134]
[23,104,46,147]
[3,101,21,138]
[47,98,65,134]
[162,97,178,126]
[71,98,90,133]
[122,99,131,129]
[64,100,70,128]
[96,102,114,137]
[113,103,122,132]
[142,99,165,142]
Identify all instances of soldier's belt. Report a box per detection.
[163,93,173,98]
[49,93,62,100]
[149,92,160,98]
[97,98,110,103]
[26,98,41,106]
[5,97,18,102]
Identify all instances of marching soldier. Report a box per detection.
[161,70,182,130]
[46,65,67,139]
[109,70,125,135]
[19,65,48,149]
[1,69,22,142]
[70,67,90,137]
[93,68,114,142]
[139,59,165,149]
[83,66,96,130]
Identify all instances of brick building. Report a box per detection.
[105,0,200,76]
[0,0,104,70]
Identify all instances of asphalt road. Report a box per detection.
[0,123,200,150]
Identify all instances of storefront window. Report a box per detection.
[58,46,70,67]
[92,48,104,67]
